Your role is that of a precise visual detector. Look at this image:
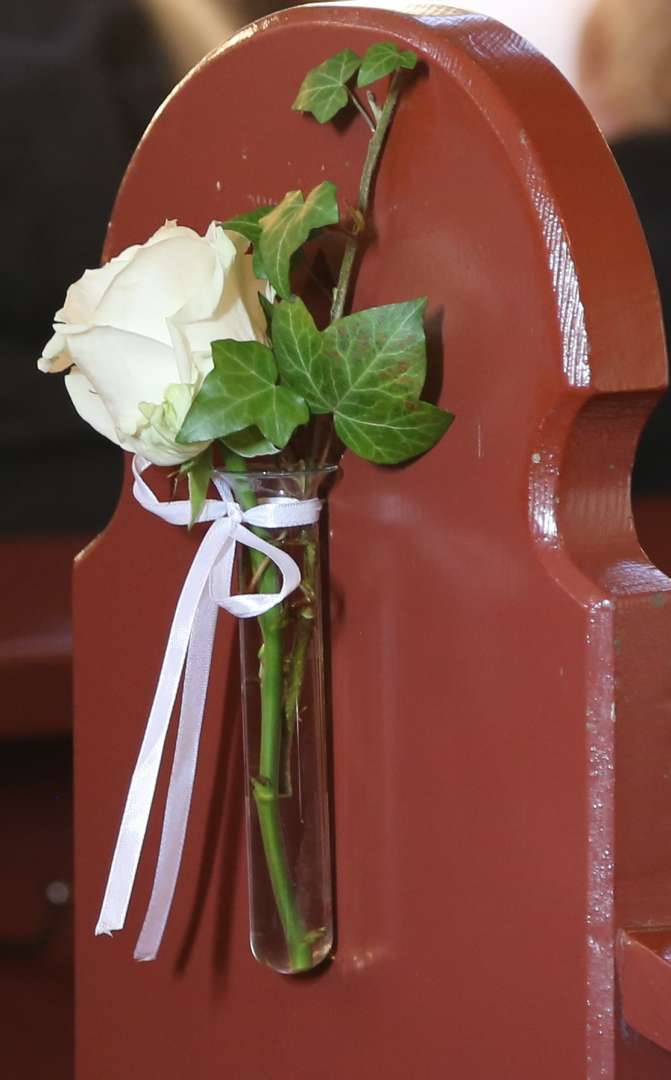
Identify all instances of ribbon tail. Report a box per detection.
[95,517,232,938]
[94,644,188,937]
[133,591,219,961]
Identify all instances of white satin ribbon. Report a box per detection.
[95,454,322,961]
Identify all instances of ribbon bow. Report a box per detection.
[95,454,322,961]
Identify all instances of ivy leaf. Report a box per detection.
[276,300,430,412]
[335,400,454,464]
[217,209,276,280]
[292,48,361,123]
[258,292,275,339]
[273,297,333,413]
[325,299,428,409]
[322,300,447,464]
[258,182,339,299]
[253,252,268,281]
[357,43,418,87]
[180,445,213,526]
[177,339,309,448]
[276,299,428,413]
[217,207,275,246]
[220,427,279,458]
[274,297,452,463]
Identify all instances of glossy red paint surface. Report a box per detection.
[75,6,671,1076]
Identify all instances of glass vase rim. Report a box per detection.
[216,464,340,480]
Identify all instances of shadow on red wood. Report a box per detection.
[618,928,671,1055]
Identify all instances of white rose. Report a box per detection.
[38,220,273,466]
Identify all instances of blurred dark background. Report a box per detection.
[1,1,670,1076]
[0,3,305,1077]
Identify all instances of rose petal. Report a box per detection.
[38,331,70,373]
[65,367,121,445]
[94,233,220,344]
[58,252,135,324]
[145,221,195,247]
[171,228,232,325]
[52,223,194,329]
[166,319,194,385]
[119,430,203,466]
[68,366,203,466]
[64,325,182,435]
[208,221,246,258]
[39,219,273,465]
[182,248,270,352]
[66,364,205,466]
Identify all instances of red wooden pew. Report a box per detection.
[73,6,671,1076]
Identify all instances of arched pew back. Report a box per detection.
[75,5,671,1075]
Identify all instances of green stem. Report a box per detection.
[280,611,313,795]
[330,71,405,323]
[347,87,376,133]
[281,536,317,795]
[251,779,312,970]
[224,452,312,972]
[317,72,406,467]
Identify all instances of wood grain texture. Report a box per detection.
[75,5,671,1076]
